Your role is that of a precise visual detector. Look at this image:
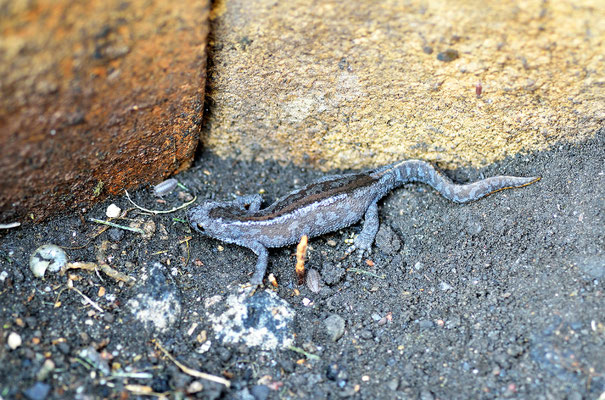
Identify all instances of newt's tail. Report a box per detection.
[384,160,540,203]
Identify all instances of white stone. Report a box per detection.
[7,332,22,350]
[106,203,121,218]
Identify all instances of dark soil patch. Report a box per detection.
[1,131,603,399]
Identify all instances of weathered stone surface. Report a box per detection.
[0,0,209,223]
[203,0,604,170]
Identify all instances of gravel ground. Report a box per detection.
[0,131,603,400]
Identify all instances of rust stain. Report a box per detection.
[0,0,210,223]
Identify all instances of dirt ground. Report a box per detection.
[0,130,603,399]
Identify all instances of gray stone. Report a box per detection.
[126,263,181,334]
[321,262,345,286]
[23,382,50,400]
[250,385,270,400]
[205,286,295,351]
[107,228,125,242]
[324,314,346,342]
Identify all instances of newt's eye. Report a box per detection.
[196,223,205,232]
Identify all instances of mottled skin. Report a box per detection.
[188,160,540,285]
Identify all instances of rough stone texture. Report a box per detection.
[0,0,209,223]
[205,286,295,351]
[203,0,604,170]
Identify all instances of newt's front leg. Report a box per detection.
[247,241,269,285]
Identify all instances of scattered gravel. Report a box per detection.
[0,135,603,399]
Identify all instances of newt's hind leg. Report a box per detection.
[344,202,380,261]
[234,194,263,212]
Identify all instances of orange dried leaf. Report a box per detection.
[295,235,308,285]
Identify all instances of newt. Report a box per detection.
[188,160,540,285]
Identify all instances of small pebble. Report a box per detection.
[105,203,121,218]
[177,191,194,201]
[278,357,295,373]
[0,270,8,284]
[326,363,340,380]
[360,329,374,340]
[250,384,270,400]
[107,228,124,242]
[8,331,22,349]
[475,82,483,97]
[324,314,346,342]
[437,49,459,62]
[419,389,435,400]
[30,244,67,278]
[321,263,345,286]
[387,377,399,391]
[187,381,204,394]
[57,342,70,355]
[217,347,232,362]
[23,382,50,400]
[417,320,434,329]
[25,316,37,329]
[36,359,55,381]
[142,220,156,239]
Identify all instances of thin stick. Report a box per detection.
[347,268,385,279]
[89,218,144,234]
[0,222,21,229]
[70,287,104,312]
[109,371,153,379]
[153,340,231,387]
[287,345,320,361]
[125,190,197,215]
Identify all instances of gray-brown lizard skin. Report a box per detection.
[188,160,540,285]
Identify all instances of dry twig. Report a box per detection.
[125,190,197,215]
[153,340,230,388]
[61,262,136,285]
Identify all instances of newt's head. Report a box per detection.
[187,202,217,236]
[187,200,246,239]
